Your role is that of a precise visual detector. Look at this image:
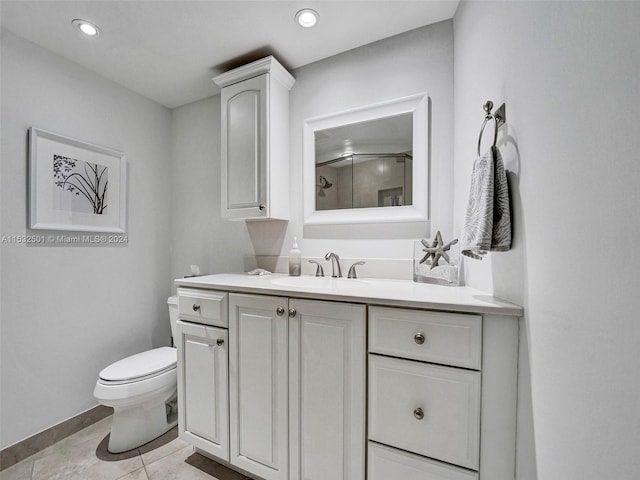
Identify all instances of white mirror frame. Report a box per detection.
[303,93,429,226]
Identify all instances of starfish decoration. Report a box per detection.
[419,231,459,270]
[419,236,439,265]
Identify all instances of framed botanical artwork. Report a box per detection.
[29,128,127,233]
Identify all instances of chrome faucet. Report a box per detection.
[324,252,342,278]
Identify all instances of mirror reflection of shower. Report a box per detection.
[314,112,413,211]
[316,175,333,198]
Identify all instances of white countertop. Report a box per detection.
[175,273,523,316]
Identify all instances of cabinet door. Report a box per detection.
[229,294,288,480]
[221,73,268,219]
[176,320,229,460]
[289,299,366,480]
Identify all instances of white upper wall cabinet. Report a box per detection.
[214,57,295,220]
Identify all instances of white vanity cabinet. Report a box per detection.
[228,294,366,480]
[288,299,366,480]
[228,293,289,480]
[367,306,518,480]
[177,288,366,480]
[213,56,295,221]
[176,289,229,460]
[175,274,520,480]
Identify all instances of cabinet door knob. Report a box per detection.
[276,306,285,316]
[413,407,424,420]
[192,304,201,312]
[216,338,224,346]
[288,308,297,318]
[259,204,265,211]
[414,332,425,345]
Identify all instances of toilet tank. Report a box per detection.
[167,296,178,343]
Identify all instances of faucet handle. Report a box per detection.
[308,260,324,277]
[347,261,366,279]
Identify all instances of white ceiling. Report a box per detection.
[1,1,458,109]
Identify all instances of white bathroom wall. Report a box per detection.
[0,30,173,449]
[453,2,640,479]
[169,95,252,284]
[248,21,454,262]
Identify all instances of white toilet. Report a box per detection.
[94,296,179,453]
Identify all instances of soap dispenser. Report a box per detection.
[289,237,301,276]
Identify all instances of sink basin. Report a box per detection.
[270,276,369,290]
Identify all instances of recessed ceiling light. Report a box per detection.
[295,9,319,28]
[72,19,101,37]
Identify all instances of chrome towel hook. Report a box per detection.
[477,100,506,156]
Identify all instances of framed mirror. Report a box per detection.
[303,93,429,225]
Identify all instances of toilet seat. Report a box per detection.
[94,366,177,405]
[99,347,177,385]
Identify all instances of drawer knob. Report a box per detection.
[192,304,201,312]
[216,338,224,347]
[414,332,425,345]
[413,408,425,420]
[276,306,285,316]
[288,308,297,318]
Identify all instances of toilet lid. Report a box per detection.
[99,346,177,383]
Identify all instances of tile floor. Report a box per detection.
[0,416,249,480]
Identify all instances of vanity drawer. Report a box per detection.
[368,442,478,480]
[178,288,228,327]
[369,306,481,369]
[368,355,480,470]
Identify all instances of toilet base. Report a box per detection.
[108,392,178,453]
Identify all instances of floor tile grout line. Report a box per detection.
[143,465,151,479]
[137,448,153,479]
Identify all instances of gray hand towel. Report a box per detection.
[461,146,511,260]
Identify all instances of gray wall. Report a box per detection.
[250,21,454,260]
[453,2,640,479]
[167,20,454,268]
[0,30,173,449]
[169,95,251,283]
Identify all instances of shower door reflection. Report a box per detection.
[315,153,413,210]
